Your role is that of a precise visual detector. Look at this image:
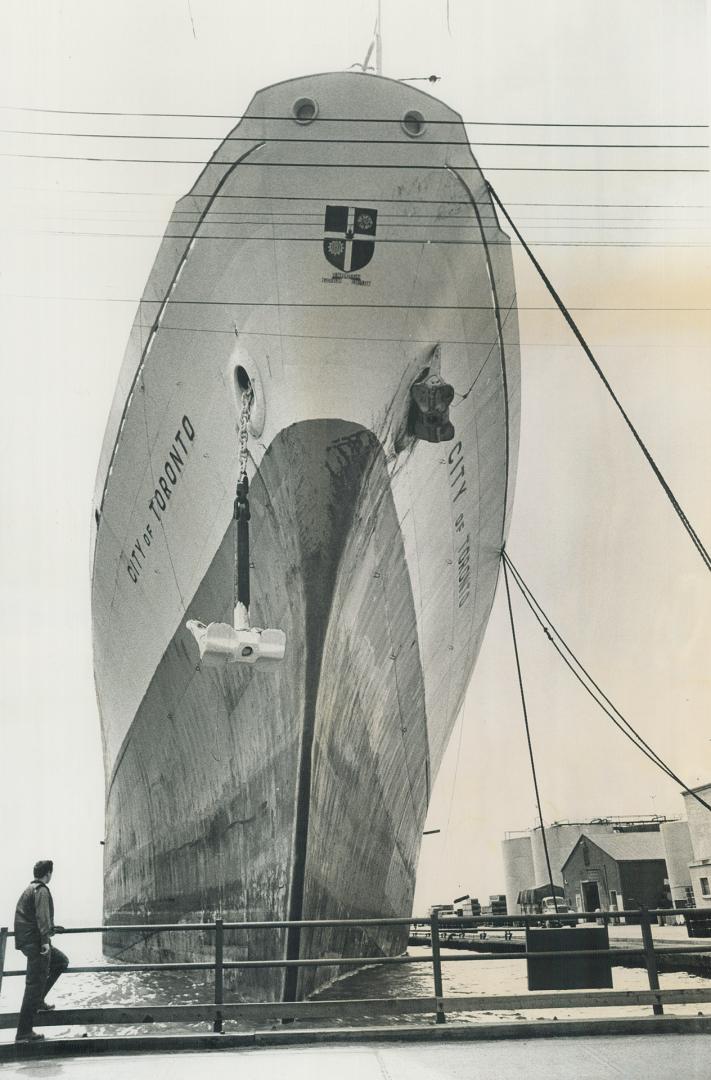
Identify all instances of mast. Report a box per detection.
[375,0,383,75]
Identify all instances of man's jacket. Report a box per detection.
[14,880,55,950]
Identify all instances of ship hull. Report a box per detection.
[93,71,520,999]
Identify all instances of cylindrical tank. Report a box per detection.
[531,825,585,886]
[530,823,617,886]
[502,834,534,915]
[661,820,694,905]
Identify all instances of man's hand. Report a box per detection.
[53,925,65,933]
[40,944,50,956]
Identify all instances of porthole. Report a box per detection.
[402,110,426,137]
[293,97,319,124]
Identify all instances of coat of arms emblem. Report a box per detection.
[323,206,378,272]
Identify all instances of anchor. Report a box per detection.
[187,386,286,669]
[408,371,455,443]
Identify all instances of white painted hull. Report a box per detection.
[91,72,520,999]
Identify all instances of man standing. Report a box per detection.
[14,860,69,1043]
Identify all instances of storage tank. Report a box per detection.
[660,820,694,906]
[502,833,534,915]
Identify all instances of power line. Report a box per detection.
[10,212,711,228]
[3,187,709,210]
[2,151,707,173]
[2,128,706,149]
[99,324,711,350]
[502,552,711,815]
[1,105,707,127]
[3,293,710,311]
[11,228,710,249]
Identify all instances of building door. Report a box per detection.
[582,880,601,918]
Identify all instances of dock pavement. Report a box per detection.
[1,1029,711,1079]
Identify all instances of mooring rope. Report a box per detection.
[488,182,711,574]
[501,556,560,911]
[503,550,711,815]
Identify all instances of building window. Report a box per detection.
[701,877,711,899]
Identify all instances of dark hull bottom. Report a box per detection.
[103,420,428,1000]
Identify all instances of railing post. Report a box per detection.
[639,905,663,1015]
[213,918,224,1033]
[0,927,7,997]
[430,911,446,1024]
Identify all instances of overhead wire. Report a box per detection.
[3,187,709,211]
[1,105,707,126]
[7,211,711,226]
[2,150,706,172]
[502,551,711,816]
[2,293,709,311]
[8,227,711,248]
[1,128,707,149]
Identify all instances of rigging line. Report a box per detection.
[5,188,710,209]
[2,151,707,172]
[501,555,559,910]
[488,181,711,574]
[503,555,704,806]
[1,106,707,126]
[4,294,711,311]
[16,228,711,249]
[453,303,518,404]
[18,214,710,229]
[457,168,511,538]
[436,708,467,883]
[502,555,676,778]
[100,325,711,349]
[2,130,707,149]
[13,212,711,226]
[502,552,711,816]
[97,139,266,516]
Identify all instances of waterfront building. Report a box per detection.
[562,833,668,919]
[502,817,673,914]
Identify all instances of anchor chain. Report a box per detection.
[237,385,253,488]
[185,378,285,667]
[234,386,253,612]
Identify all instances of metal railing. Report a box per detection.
[1,907,710,1034]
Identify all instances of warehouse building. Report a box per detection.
[502,816,674,915]
[561,832,668,918]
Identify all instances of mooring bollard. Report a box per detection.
[639,906,663,1016]
[214,918,224,1033]
[430,911,446,1024]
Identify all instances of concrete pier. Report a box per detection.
[2,1024,711,1077]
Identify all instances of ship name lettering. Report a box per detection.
[457,532,471,608]
[125,415,195,585]
[148,416,196,523]
[447,441,467,504]
[448,446,470,606]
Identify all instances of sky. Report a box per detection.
[0,0,709,930]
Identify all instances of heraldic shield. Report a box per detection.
[323,206,378,272]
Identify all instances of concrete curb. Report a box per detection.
[1,1013,711,1062]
